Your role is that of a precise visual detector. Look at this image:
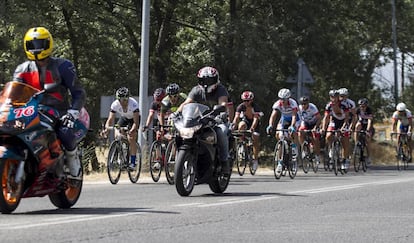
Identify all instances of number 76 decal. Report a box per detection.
[14,106,35,118]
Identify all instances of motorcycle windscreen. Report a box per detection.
[181,103,210,127]
[0,81,39,106]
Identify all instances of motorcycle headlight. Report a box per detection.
[178,124,202,139]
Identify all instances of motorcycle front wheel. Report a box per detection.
[174,149,196,196]
[0,159,23,214]
[209,170,230,194]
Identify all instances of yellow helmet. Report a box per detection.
[23,27,53,61]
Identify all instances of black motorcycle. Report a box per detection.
[173,103,231,196]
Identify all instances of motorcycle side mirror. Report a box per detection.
[212,105,226,115]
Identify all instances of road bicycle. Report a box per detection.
[352,130,368,172]
[164,130,177,185]
[148,125,174,183]
[326,129,347,176]
[106,126,142,184]
[300,130,319,173]
[232,130,256,176]
[272,129,298,180]
[391,132,411,170]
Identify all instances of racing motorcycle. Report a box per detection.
[173,103,231,196]
[0,81,89,214]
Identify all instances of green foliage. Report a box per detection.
[1,0,414,148]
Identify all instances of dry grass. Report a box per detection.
[371,140,398,165]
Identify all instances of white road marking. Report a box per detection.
[3,177,414,230]
[1,212,146,230]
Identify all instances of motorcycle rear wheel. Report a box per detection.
[0,159,23,214]
[175,149,196,196]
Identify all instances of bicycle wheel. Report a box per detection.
[289,156,298,179]
[322,148,330,171]
[107,141,122,184]
[248,146,256,175]
[149,141,163,182]
[397,143,403,171]
[236,142,247,176]
[352,143,362,172]
[301,142,311,173]
[273,141,284,180]
[128,142,142,183]
[361,144,368,172]
[402,143,410,170]
[332,142,340,176]
[164,140,177,185]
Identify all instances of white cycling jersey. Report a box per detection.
[392,109,413,126]
[341,98,356,110]
[272,98,298,119]
[298,103,319,124]
[110,97,139,119]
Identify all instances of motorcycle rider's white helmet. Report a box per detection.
[197,66,220,93]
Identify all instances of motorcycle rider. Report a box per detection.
[176,66,234,176]
[12,27,86,178]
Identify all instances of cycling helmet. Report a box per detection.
[241,91,254,101]
[397,102,407,112]
[278,88,291,99]
[116,87,129,99]
[329,89,339,97]
[197,66,220,93]
[358,98,368,105]
[338,87,349,96]
[153,88,166,102]
[24,27,53,61]
[299,96,309,104]
[166,83,180,95]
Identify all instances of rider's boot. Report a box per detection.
[65,148,81,177]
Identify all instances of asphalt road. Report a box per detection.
[1,166,414,243]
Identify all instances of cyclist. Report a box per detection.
[297,96,322,164]
[13,27,87,178]
[266,88,300,173]
[142,87,166,133]
[354,98,373,164]
[103,87,140,169]
[160,83,187,138]
[321,89,350,170]
[232,91,264,171]
[176,66,234,176]
[338,87,357,130]
[392,102,413,162]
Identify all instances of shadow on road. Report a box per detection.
[13,207,180,216]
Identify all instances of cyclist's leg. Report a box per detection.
[237,120,248,131]
[354,122,362,143]
[326,122,336,159]
[298,121,307,146]
[252,132,260,170]
[339,120,350,169]
[310,123,321,163]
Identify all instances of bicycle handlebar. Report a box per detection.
[106,126,129,131]
[231,130,252,137]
